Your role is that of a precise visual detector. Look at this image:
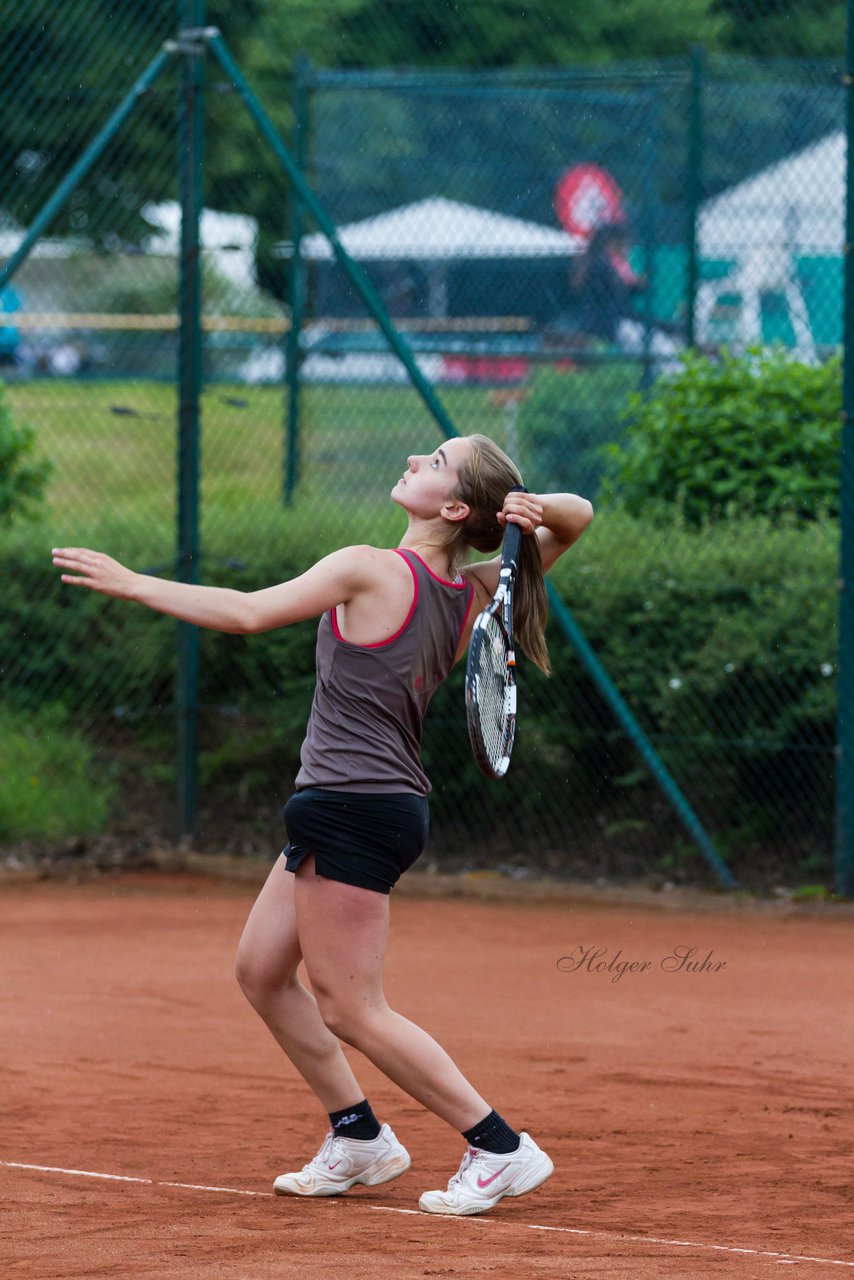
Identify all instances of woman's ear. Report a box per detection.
[441,498,470,525]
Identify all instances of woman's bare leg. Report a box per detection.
[235,857,366,1113]
[293,857,489,1133]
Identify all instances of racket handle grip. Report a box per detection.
[501,485,527,570]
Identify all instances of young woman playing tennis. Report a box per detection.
[52,432,593,1216]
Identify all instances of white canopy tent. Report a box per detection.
[699,130,844,257]
[293,195,582,261]
[696,131,845,358]
[284,196,581,316]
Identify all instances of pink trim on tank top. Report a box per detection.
[330,551,419,649]
[401,548,467,589]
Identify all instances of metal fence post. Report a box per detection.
[685,45,705,350]
[175,0,206,837]
[836,2,854,897]
[639,85,661,391]
[285,55,309,506]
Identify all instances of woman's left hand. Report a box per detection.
[497,491,544,535]
[52,547,139,600]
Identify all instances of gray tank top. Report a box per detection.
[294,549,475,795]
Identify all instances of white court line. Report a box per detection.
[2,1161,268,1197]
[369,1208,854,1268]
[3,1160,853,1269]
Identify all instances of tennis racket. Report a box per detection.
[465,487,526,779]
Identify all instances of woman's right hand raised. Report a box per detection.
[496,490,544,536]
[52,547,138,601]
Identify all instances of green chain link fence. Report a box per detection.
[0,0,848,891]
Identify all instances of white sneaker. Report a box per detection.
[418,1132,553,1216]
[273,1123,411,1197]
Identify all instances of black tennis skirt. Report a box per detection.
[281,787,430,895]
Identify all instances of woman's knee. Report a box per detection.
[234,935,300,1006]
[314,990,385,1046]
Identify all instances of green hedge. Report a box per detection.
[551,511,837,866]
[1,510,837,873]
[0,706,114,841]
[606,348,842,525]
[515,348,842,528]
[0,380,52,527]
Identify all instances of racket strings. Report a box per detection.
[472,615,512,767]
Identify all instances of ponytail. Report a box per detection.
[449,434,550,676]
[514,526,550,676]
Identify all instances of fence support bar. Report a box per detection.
[547,584,737,890]
[0,48,173,293]
[208,30,460,441]
[835,0,854,897]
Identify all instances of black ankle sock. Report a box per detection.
[462,1108,521,1155]
[328,1098,382,1141]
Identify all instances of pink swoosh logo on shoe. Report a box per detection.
[476,1163,510,1189]
[328,1161,343,1170]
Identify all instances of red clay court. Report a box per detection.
[3,869,853,1278]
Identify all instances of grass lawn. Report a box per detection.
[8,379,509,564]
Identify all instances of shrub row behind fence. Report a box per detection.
[2,507,837,883]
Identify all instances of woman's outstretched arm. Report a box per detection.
[51,544,382,634]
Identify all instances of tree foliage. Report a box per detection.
[713,0,845,57]
[0,0,837,296]
[233,0,725,71]
[0,0,175,243]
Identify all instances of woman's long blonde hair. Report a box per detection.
[447,434,550,675]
